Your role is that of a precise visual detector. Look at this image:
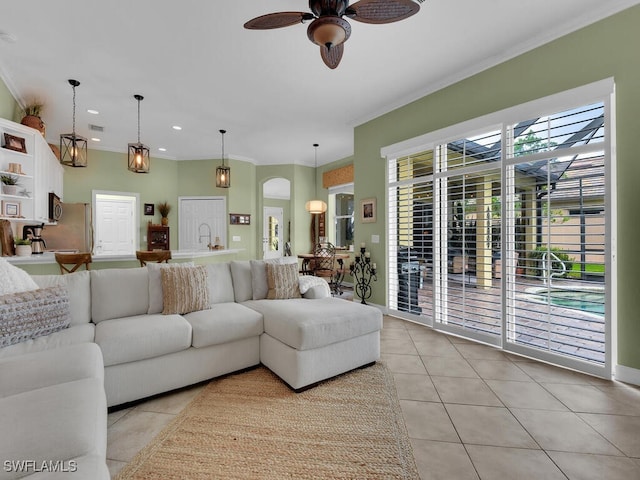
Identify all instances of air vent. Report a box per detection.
[89,124,104,132]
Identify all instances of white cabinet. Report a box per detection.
[0,118,63,224]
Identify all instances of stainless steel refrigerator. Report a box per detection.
[42,203,94,253]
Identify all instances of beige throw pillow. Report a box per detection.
[266,263,301,300]
[161,265,210,315]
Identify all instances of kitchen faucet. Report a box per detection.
[198,223,212,248]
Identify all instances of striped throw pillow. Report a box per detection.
[161,265,210,315]
[266,263,301,300]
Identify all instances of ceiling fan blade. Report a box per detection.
[244,12,313,30]
[320,43,344,69]
[346,0,420,25]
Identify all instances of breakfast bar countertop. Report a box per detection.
[5,249,243,265]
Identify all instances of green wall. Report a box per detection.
[0,77,17,121]
[352,6,640,372]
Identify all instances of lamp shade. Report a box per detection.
[307,16,351,49]
[128,142,150,173]
[216,164,231,188]
[60,133,88,167]
[305,199,327,214]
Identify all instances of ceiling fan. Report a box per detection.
[244,0,421,69]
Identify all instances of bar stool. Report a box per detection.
[136,250,172,267]
[55,252,93,274]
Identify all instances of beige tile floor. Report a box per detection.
[107,315,640,479]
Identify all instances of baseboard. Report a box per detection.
[614,364,640,386]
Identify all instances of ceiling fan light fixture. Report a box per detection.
[307,16,351,49]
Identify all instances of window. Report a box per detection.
[383,79,614,379]
[329,183,354,248]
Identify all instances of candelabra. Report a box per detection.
[350,244,377,304]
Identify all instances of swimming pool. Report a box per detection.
[526,287,605,316]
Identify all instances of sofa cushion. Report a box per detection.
[94,314,192,366]
[205,262,235,304]
[0,257,39,295]
[91,268,150,323]
[0,342,103,398]
[230,260,252,302]
[0,377,106,480]
[266,262,301,299]
[161,265,210,315]
[184,303,263,348]
[32,271,91,325]
[0,286,71,347]
[250,257,299,300]
[147,262,194,314]
[244,298,382,351]
[0,324,95,360]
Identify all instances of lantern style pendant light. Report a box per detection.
[216,129,230,188]
[128,94,150,173]
[305,143,327,214]
[60,79,88,167]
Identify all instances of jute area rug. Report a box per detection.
[116,363,418,479]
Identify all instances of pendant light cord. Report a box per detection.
[220,129,226,167]
[72,83,76,136]
[314,143,319,198]
[137,98,141,144]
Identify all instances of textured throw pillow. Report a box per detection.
[147,262,195,314]
[161,265,210,315]
[251,257,299,300]
[0,257,39,295]
[0,285,71,347]
[266,262,301,300]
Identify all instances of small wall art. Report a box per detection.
[230,213,251,225]
[144,203,155,216]
[361,197,376,223]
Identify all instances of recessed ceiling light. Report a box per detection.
[158,147,167,152]
[172,125,182,131]
[87,109,99,115]
[91,138,101,142]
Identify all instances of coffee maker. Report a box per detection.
[23,223,46,254]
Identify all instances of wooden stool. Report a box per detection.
[136,250,171,267]
[55,252,92,274]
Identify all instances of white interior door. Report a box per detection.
[263,206,283,259]
[94,193,137,256]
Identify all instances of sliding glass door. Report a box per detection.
[386,81,613,378]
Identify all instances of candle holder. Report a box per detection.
[350,247,377,304]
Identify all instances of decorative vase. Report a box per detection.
[2,185,18,196]
[21,115,45,135]
[161,217,169,226]
[15,245,31,256]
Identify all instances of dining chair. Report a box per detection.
[136,250,172,267]
[312,242,340,293]
[55,252,93,274]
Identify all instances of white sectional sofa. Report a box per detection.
[0,258,382,478]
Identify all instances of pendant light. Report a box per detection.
[216,129,230,188]
[127,94,150,173]
[305,143,327,214]
[60,79,88,167]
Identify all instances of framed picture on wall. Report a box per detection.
[230,213,251,225]
[144,203,155,216]
[361,198,376,223]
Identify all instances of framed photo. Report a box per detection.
[2,200,20,217]
[361,197,376,223]
[230,213,251,225]
[3,134,27,154]
[144,203,155,216]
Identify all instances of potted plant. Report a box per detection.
[14,238,32,256]
[1,174,20,196]
[20,100,46,135]
[157,201,171,226]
